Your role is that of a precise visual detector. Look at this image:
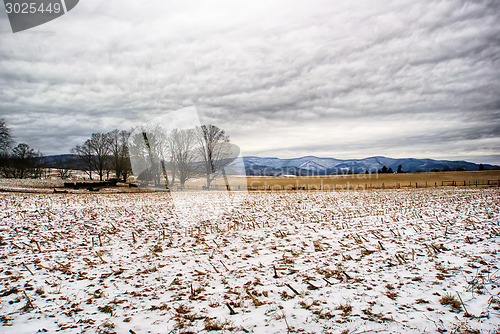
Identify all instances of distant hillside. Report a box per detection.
[243,156,499,176]
[41,154,76,168]
[42,154,498,176]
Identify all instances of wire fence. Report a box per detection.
[246,179,500,191]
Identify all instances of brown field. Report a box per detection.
[1,170,499,193]
[242,170,500,191]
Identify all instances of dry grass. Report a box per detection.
[336,303,353,317]
[245,170,500,190]
[440,294,462,312]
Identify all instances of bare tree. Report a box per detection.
[90,133,112,181]
[72,132,112,181]
[109,129,132,182]
[129,125,171,188]
[0,120,44,179]
[9,143,42,179]
[196,124,232,190]
[0,119,14,176]
[72,140,94,179]
[56,168,72,179]
[0,119,13,153]
[169,128,196,190]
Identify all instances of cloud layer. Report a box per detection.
[0,0,499,163]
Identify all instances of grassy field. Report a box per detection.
[242,170,500,191]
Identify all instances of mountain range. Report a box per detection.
[243,156,498,176]
[42,154,498,176]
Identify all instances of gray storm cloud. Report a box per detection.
[0,0,499,163]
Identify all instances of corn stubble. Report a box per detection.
[0,188,498,333]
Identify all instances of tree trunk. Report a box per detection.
[206,175,211,190]
[161,161,169,189]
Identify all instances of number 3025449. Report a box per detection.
[5,2,62,14]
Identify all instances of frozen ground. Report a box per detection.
[0,188,499,333]
[0,179,64,192]
[0,178,145,194]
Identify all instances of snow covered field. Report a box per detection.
[0,188,499,333]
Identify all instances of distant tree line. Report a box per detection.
[0,119,44,179]
[380,164,478,173]
[378,165,394,174]
[431,165,468,172]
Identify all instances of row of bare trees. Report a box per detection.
[72,124,235,190]
[72,130,132,182]
[0,119,44,179]
[128,124,234,190]
[0,118,234,188]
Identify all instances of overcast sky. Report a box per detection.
[0,0,499,164]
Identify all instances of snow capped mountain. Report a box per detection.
[243,156,498,175]
[244,156,343,169]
